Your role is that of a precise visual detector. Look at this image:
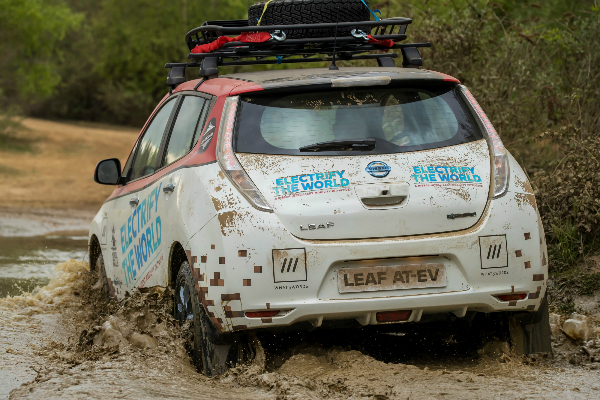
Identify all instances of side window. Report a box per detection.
[121,140,139,181]
[129,98,176,181]
[163,95,209,166]
[191,97,212,148]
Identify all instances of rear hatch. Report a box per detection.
[235,82,490,240]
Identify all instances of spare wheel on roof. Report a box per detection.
[248,0,372,39]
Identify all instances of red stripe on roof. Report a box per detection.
[230,82,264,95]
[429,70,460,83]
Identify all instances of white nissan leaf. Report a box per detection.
[89,6,551,376]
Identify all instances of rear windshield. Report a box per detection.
[234,84,484,156]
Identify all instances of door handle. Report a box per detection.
[361,195,406,207]
[129,197,139,207]
[163,183,175,193]
[355,182,410,208]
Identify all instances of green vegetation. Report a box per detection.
[0,0,82,144]
[403,1,600,277]
[0,0,82,100]
[23,0,250,126]
[0,1,599,294]
[550,268,600,314]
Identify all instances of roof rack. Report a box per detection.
[165,18,431,88]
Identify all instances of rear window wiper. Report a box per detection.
[299,139,376,152]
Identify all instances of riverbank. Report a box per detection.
[0,118,137,211]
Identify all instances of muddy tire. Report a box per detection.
[174,261,249,376]
[248,0,372,39]
[509,296,552,354]
[95,254,111,299]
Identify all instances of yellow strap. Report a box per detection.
[257,0,275,26]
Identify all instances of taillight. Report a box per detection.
[460,86,509,198]
[495,293,527,302]
[216,96,273,212]
[245,310,280,318]
[376,310,412,323]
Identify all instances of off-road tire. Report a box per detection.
[174,261,250,376]
[509,295,552,354]
[248,0,372,39]
[95,254,111,299]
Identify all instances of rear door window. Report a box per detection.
[235,85,483,156]
[162,95,210,166]
[129,98,176,180]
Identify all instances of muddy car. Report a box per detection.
[89,0,551,376]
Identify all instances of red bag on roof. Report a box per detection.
[191,32,272,54]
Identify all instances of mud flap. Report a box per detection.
[176,260,249,377]
[196,298,247,376]
[509,296,552,354]
[198,317,245,376]
[199,329,260,376]
[200,340,236,376]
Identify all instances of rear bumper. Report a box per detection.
[242,287,540,328]
[189,188,548,333]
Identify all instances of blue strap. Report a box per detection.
[360,0,380,21]
[276,55,283,64]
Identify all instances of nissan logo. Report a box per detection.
[366,161,391,178]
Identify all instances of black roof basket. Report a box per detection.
[165,18,431,85]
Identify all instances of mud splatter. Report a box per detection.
[212,197,227,212]
[441,186,472,203]
[514,192,537,211]
[217,210,239,236]
[4,261,600,399]
[3,261,266,399]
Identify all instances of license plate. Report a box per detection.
[337,263,446,293]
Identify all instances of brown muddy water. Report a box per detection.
[2,213,600,399]
[0,210,90,297]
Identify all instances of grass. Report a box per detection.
[0,164,21,175]
[547,218,600,315]
[0,118,136,210]
[547,219,583,272]
[0,117,33,152]
[549,267,600,315]
[550,301,578,316]
[552,269,600,296]
[0,134,33,152]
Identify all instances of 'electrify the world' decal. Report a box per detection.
[411,166,483,187]
[272,170,350,200]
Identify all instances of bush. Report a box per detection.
[536,126,600,269]
[400,3,600,270]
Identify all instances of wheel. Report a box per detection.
[174,261,253,376]
[509,295,553,354]
[248,0,372,39]
[94,254,111,299]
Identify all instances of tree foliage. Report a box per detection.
[28,0,250,125]
[0,0,82,101]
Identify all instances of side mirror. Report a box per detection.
[94,158,122,185]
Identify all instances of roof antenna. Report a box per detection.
[329,6,340,70]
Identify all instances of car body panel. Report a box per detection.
[237,139,491,240]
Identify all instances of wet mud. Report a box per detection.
[0,209,90,298]
[2,260,600,399]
